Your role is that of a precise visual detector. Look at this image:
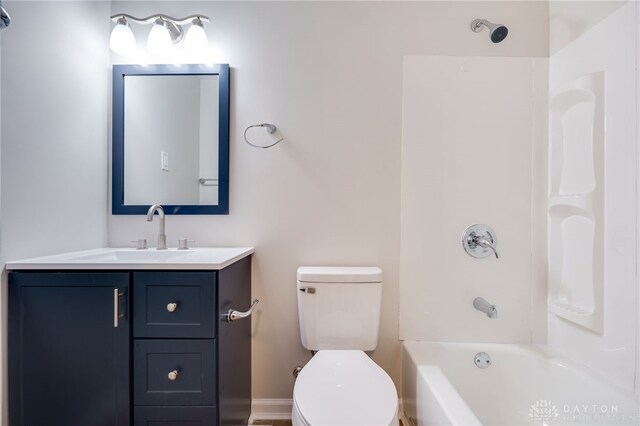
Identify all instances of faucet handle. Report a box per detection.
[462,224,498,259]
[131,239,148,250]
[178,239,196,250]
[476,237,499,259]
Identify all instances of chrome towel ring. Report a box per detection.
[244,123,284,149]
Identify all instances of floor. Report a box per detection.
[252,421,292,426]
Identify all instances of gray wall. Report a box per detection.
[1,1,110,261]
[0,1,111,420]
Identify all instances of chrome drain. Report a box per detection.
[474,352,491,369]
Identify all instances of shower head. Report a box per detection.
[471,19,507,43]
[0,4,10,29]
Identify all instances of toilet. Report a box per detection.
[292,266,399,426]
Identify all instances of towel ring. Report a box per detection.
[244,123,284,149]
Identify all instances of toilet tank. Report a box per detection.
[297,266,383,351]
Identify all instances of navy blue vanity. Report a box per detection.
[7,249,253,426]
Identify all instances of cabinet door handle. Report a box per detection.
[113,288,126,328]
[166,302,178,313]
[223,299,259,322]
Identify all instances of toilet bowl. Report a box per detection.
[292,350,398,426]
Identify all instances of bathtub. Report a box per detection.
[402,342,640,426]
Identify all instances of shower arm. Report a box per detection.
[471,19,490,32]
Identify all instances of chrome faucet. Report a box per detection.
[462,224,499,259]
[146,204,167,250]
[473,297,497,319]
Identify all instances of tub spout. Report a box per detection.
[473,297,497,319]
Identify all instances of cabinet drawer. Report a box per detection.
[134,406,217,426]
[134,272,216,338]
[134,340,216,406]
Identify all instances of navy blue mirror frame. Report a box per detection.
[112,64,230,215]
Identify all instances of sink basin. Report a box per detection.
[73,250,193,262]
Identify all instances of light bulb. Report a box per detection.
[185,18,208,56]
[148,20,172,56]
[109,18,136,57]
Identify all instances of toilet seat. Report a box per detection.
[292,350,398,426]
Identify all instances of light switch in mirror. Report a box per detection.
[112,64,229,215]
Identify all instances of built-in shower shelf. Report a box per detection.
[548,194,594,213]
[548,300,591,316]
[548,299,602,333]
[548,72,604,335]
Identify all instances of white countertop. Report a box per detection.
[5,247,254,270]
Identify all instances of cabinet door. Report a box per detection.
[9,272,130,426]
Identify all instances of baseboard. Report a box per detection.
[250,398,293,422]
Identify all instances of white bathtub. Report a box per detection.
[402,342,640,426]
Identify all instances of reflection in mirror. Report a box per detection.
[124,75,219,206]
[112,64,229,215]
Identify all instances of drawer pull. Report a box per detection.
[224,299,259,322]
[166,302,178,313]
[167,370,179,381]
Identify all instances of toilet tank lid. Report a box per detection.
[297,266,382,283]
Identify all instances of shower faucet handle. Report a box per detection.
[462,224,499,259]
[475,236,499,259]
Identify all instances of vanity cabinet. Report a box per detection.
[8,256,252,426]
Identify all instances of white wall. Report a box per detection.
[1,1,110,261]
[549,0,626,55]
[108,1,549,400]
[637,1,640,401]
[548,1,637,394]
[0,1,111,420]
[399,56,547,343]
[0,12,3,426]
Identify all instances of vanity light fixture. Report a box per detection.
[147,18,174,56]
[110,14,210,57]
[184,17,208,55]
[110,17,136,57]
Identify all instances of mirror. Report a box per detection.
[112,64,229,214]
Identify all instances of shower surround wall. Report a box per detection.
[547,1,638,394]
[107,1,549,408]
[399,56,547,343]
